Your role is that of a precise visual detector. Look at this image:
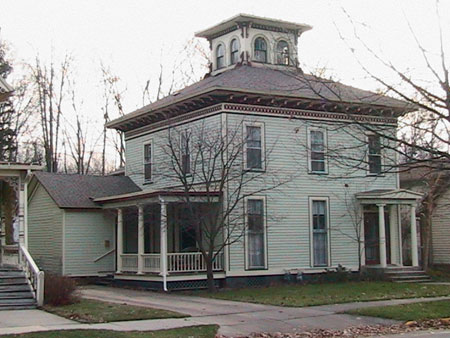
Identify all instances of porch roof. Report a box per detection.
[93,189,221,207]
[355,189,422,204]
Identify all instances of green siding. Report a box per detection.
[28,184,63,274]
[64,210,116,276]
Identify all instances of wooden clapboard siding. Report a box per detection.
[27,184,63,274]
[432,189,450,264]
[63,210,116,276]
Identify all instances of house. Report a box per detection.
[400,163,450,266]
[0,76,14,102]
[27,14,423,290]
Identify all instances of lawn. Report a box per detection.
[43,298,187,323]
[347,300,450,321]
[198,281,450,307]
[428,265,450,282]
[4,326,218,338]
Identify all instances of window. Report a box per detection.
[230,39,240,65]
[216,44,225,69]
[311,199,329,267]
[144,142,152,182]
[368,135,382,174]
[180,130,191,175]
[254,37,267,63]
[309,129,326,173]
[276,40,290,65]
[244,123,264,170]
[247,198,266,269]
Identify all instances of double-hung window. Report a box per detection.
[368,135,382,174]
[308,129,326,173]
[244,123,264,170]
[247,198,266,269]
[180,130,191,175]
[311,199,329,267]
[144,142,152,183]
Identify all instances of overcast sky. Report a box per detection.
[1,0,448,164]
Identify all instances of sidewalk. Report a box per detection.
[0,285,449,336]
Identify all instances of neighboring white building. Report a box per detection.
[28,15,422,289]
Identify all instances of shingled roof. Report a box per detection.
[33,172,141,209]
[108,65,413,130]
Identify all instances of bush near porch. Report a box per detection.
[197,281,450,307]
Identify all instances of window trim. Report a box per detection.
[253,36,268,63]
[243,121,265,171]
[143,140,153,184]
[244,196,268,270]
[366,133,383,176]
[179,129,192,176]
[309,197,331,268]
[216,43,225,70]
[307,127,328,174]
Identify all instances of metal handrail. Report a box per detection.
[19,245,44,306]
[93,248,116,262]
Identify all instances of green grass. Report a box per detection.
[428,266,450,282]
[197,281,450,307]
[347,300,450,321]
[4,325,218,338]
[43,298,187,323]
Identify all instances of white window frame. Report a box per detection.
[307,127,328,174]
[216,43,225,70]
[243,121,265,171]
[143,140,153,184]
[244,196,268,270]
[309,197,331,267]
[180,129,192,176]
[366,133,383,176]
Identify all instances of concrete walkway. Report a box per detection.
[0,285,449,336]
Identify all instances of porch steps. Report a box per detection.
[0,266,36,310]
[384,266,432,283]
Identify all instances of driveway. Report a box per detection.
[81,285,400,336]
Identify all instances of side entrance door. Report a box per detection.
[364,211,391,265]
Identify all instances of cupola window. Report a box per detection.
[216,44,225,69]
[230,39,240,65]
[254,37,267,63]
[276,40,290,65]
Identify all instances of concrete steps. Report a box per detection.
[384,266,432,283]
[0,266,36,310]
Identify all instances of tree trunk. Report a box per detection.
[205,257,216,292]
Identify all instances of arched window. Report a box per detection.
[254,37,267,63]
[216,44,225,69]
[230,39,240,65]
[276,40,290,65]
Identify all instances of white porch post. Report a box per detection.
[137,205,144,274]
[389,204,397,265]
[359,204,365,267]
[159,199,168,291]
[116,208,123,273]
[410,204,419,267]
[377,204,387,268]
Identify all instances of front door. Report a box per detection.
[364,211,391,265]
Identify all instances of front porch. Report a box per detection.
[357,189,422,269]
[95,190,224,289]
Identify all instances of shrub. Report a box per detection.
[44,273,78,306]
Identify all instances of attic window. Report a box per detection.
[216,44,225,69]
[276,40,290,65]
[254,37,267,63]
[230,39,239,65]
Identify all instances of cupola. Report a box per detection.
[195,14,312,75]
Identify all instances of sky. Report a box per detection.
[0,0,448,165]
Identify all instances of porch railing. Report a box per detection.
[168,252,224,273]
[142,254,160,273]
[19,245,44,307]
[121,254,138,272]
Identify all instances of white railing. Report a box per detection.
[19,245,44,307]
[142,254,160,273]
[168,252,224,273]
[121,254,138,272]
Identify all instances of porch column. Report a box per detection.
[137,205,144,274]
[116,208,123,273]
[410,204,419,267]
[159,200,168,291]
[359,204,365,267]
[377,204,387,268]
[389,204,397,265]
